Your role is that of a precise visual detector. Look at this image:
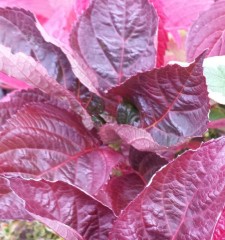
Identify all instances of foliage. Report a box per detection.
[0,0,225,239]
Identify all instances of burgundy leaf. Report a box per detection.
[213,207,225,240]
[186,0,225,61]
[0,176,32,220]
[0,7,76,90]
[0,102,123,200]
[105,173,145,216]
[0,7,105,119]
[129,147,168,182]
[156,138,203,161]
[108,52,209,147]
[0,89,50,127]
[99,123,162,152]
[110,137,225,239]
[0,45,94,128]
[0,103,98,152]
[70,0,158,92]
[9,177,116,240]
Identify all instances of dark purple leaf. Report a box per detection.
[0,102,97,153]
[0,176,32,220]
[186,0,225,61]
[0,7,76,90]
[129,147,168,181]
[99,123,162,152]
[0,88,50,127]
[9,177,116,240]
[107,52,209,147]
[0,102,123,200]
[0,46,94,128]
[70,0,158,92]
[105,173,145,216]
[0,7,105,119]
[110,137,225,239]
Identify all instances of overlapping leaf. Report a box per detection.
[9,178,116,240]
[0,176,32,220]
[102,52,209,148]
[0,45,94,128]
[0,89,50,127]
[99,124,162,151]
[70,0,158,92]
[104,173,145,216]
[0,102,122,198]
[129,147,167,181]
[0,7,76,89]
[110,137,225,239]
[0,7,105,120]
[186,0,225,61]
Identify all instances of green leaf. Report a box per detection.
[203,56,225,104]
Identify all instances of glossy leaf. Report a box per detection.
[0,89,50,127]
[186,0,225,61]
[110,137,225,239]
[9,177,116,240]
[0,7,76,89]
[70,0,158,92]
[99,123,162,152]
[0,45,93,128]
[0,176,32,220]
[0,7,104,119]
[129,147,168,181]
[108,52,209,147]
[0,102,123,200]
[105,173,145,216]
